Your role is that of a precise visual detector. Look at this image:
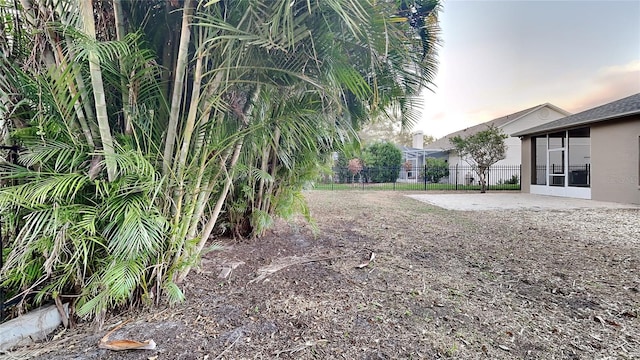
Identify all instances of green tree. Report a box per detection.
[449,125,508,193]
[422,157,449,182]
[362,142,403,183]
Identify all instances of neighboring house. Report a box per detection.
[425,103,571,165]
[398,131,446,182]
[420,103,570,184]
[512,92,640,204]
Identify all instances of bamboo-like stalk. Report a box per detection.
[112,0,132,135]
[176,84,261,283]
[47,39,95,148]
[162,0,193,175]
[261,126,281,214]
[255,133,271,211]
[175,139,242,283]
[80,0,116,181]
[175,47,204,179]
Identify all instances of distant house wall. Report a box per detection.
[495,136,521,165]
[590,117,640,204]
[446,106,566,168]
[448,135,521,166]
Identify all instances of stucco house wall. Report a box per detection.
[590,117,640,204]
[514,92,640,205]
[520,137,531,193]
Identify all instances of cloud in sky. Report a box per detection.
[562,60,640,113]
[415,0,640,139]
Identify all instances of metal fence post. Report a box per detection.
[455,164,458,190]
[424,164,427,191]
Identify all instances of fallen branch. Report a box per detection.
[249,253,353,284]
[213,334,240,360]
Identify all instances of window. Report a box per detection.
[568,128,590,187]
[531,136,547,185]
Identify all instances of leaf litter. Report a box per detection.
[5,191,639,359]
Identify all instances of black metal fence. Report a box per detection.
[315,164,521,191]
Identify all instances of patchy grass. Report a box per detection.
[312,182,520,191]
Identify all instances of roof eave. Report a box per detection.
[511,109,640,137]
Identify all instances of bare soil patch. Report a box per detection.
[4,191,639,359]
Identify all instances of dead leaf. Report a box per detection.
[99,339,157,351]
[99,320,156,351]
[605,319,621,327]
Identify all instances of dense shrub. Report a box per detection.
[422,157,449,183]
[362,142,402,183]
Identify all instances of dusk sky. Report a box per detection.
[415,0,640,138]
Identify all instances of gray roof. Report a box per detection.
[512,93,640,137]
[425,103,563,151]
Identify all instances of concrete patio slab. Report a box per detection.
[406,193,640,211]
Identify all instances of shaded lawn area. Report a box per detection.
[9,191,639,359]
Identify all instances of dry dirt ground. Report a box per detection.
[4,191,639,359]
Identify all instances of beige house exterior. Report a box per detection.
[514,93,640,204]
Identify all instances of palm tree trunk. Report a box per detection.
[80,0,116,181]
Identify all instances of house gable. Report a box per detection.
[425,103,570,152]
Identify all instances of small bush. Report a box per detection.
[421,158,449,183]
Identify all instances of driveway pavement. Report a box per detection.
[406,192,640,211]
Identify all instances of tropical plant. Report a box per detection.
[0,0,441,322]
[449,125,508,193]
